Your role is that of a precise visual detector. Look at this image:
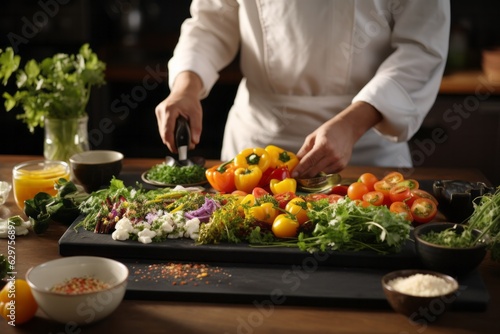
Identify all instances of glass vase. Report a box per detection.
[44,116,90,162]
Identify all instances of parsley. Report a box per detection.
[0,44,106,132]
[146,163,206,185]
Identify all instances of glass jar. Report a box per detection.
[12,160,70,210]
[44,116,90,162]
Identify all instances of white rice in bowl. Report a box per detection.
[387,273,458,297]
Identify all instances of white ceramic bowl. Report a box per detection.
[26,256,128,325]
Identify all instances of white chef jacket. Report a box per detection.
[168,0,450,167]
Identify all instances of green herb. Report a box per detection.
[24,179,89,234]
[0,44,106,132]
[419,186,500,261]
[146,163,206,185]
[254,198,411,254]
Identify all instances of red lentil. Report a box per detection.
[50,276,110,294]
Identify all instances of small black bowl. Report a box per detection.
[70,150,123,193]
[414,222,488,277]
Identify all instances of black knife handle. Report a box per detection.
[175,116,191,149]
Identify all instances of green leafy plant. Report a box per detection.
[0,44,106,133]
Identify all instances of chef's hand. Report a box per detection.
[291,101,382,178]
[155,71,203,154]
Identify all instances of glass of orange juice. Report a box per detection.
[12,160,71,211]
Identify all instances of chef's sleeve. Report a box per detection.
[352,0,450,142]
[168,0,240,98]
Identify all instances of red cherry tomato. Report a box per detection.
[410,198,438,224]
[389,185,412,203]
[329,185,349,196]
[347,182,369,200]
[362,191,385,206]
[327,194,344,203]
[389,201,413,222]
[273,191,297,210]
[252,187,269,199]
[358,173,379,192]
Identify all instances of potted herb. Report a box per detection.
[0,44,106,161]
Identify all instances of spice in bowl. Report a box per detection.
[50,276,111,295]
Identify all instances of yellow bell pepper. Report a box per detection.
[237,193,256,216]
[248,202,278,225]
[265,145,299,172]
[285,197,309,225]
[270,178,297,195]
[234,147,271,172]
[234,165,263,194]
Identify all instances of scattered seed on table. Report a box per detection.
[130,262,232,286]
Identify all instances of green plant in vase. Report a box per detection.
[0,44,106,161]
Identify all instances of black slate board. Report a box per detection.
[58,175,490,309]
[59,221,420,269]
[120,258,488,311]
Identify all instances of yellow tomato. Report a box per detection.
[0,279,38,325]
[272,214,299,238]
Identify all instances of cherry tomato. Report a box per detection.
[252,187,269,199]
[231,190,247,197]
[273,191,297,210]
[327,194,344,203]
[303,193,329,202]
[406,189,439,207]
[410,198,438,224]
[0,279,38,325]
[347,182,369,200]
[358,173,379,191]
[285,197,309,225]
[272,214,299,238]
[362,191,385,206]
[329,185,348,196]
[382,172,405,185]
[389,201,413,222]
[389,185,412,203]
[373,180,393,205]
[396,179,419,190]
[356,200,372,208]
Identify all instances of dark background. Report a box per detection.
[1,0,500,184]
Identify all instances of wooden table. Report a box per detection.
[1,155,499,334]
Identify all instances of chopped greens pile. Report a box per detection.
[145,163,206,185]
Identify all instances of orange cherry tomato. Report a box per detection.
[389,185,412,203]
[347,182,369,201]
[358,173,379,191]
[373,180,393,205]
[252,187,269,199]
[362,191,385,206]
[0,279,38,325]
[406,189,439,207]
[396,179,420,190]
[410,198,438,224]
[389,201,413,222]
[382,172,405,185]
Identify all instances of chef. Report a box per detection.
[155,0,450,178]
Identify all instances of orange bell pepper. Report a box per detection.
[205,160,236,193]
